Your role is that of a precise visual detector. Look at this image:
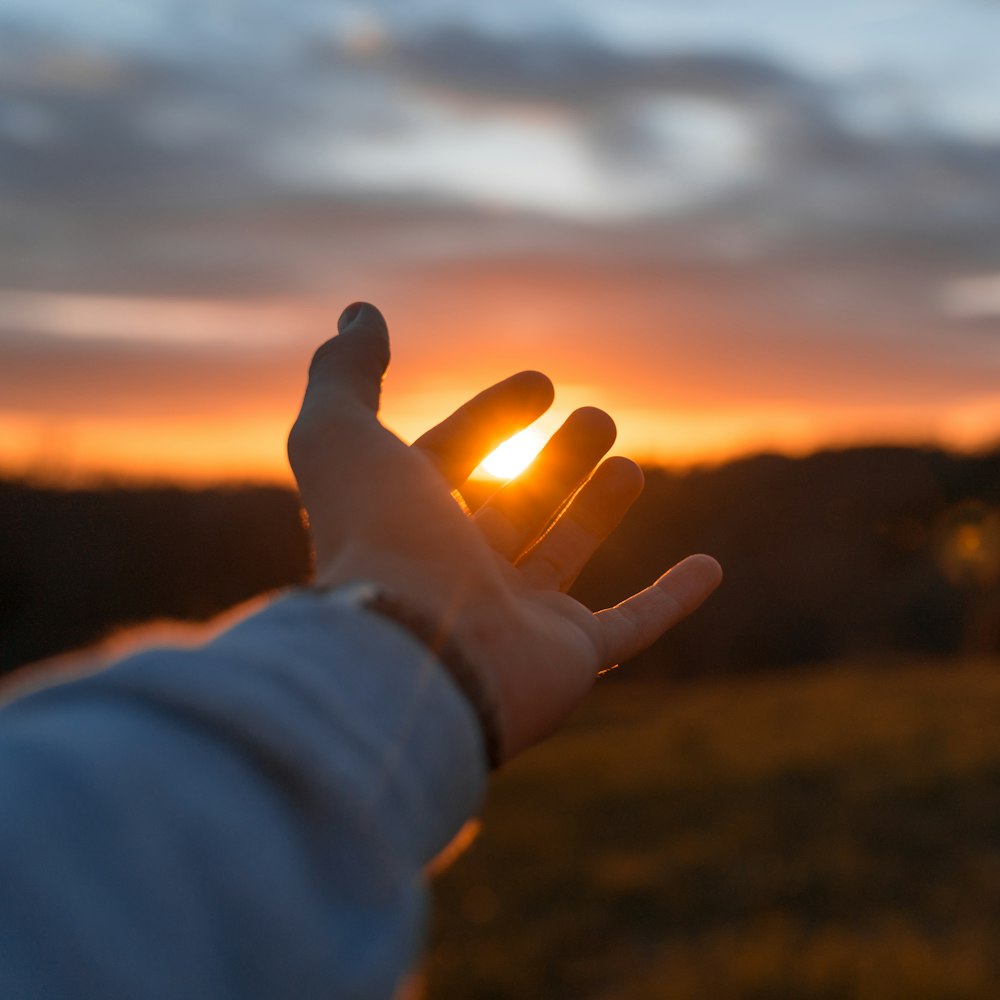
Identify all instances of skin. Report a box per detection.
[288,301,723,763]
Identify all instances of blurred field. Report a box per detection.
[6,472,1000,997]
[427,660,1000,999]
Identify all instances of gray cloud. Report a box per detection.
[378,26,826,114]
[0,11,998,306]
[370,25,1000,264]
[0,39,291,207]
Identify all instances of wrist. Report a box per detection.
[314,581,506,767]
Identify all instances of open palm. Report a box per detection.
[288,302,721,762]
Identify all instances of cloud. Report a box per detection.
[369,25,1000,262]
[0,39,285,207]
[0,326,304,418]
[381,25,817,108]
[0,9,998,323]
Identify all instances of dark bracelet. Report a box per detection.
[315,582,503,768]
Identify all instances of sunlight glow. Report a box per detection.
[480,428,546,481]
[935,501,1000,587]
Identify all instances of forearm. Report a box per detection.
[0,591,487,1000]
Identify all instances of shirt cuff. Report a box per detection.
[10,589,489,869]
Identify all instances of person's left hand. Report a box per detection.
[288,303,721,762]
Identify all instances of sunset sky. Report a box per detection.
[2,0,1000,483]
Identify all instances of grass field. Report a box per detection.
[425,660,1000,999]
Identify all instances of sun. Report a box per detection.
[480,428,546,481]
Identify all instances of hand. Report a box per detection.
[287,302,722,763]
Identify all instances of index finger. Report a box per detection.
[413,371,554,488]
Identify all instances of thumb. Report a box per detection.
[306,301,390,414]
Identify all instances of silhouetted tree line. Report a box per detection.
[4,445,1000,679]
[573,446,1000,678]
[0,483,311,675]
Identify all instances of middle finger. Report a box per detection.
[474,406,617,561]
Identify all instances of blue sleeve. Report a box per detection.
[0,590,488,1000]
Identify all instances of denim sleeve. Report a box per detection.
[0,590,488,1000]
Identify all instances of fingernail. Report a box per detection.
[338,302,388,335]
[338,301,369,332]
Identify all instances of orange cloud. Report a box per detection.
[4,254,1000,486]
